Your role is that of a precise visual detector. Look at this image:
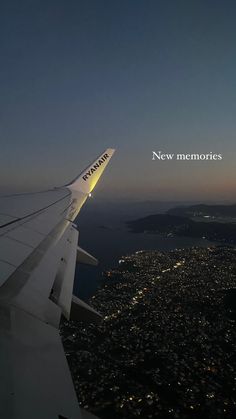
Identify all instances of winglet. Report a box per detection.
[67,148,115,194]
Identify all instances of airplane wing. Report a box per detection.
[0,148,115,419]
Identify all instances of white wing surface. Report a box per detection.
[0,148,115,419]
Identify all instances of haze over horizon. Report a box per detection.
[1,1,235,201]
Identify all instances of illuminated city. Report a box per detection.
[62,246,236,419]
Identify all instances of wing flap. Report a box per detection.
[51,226,78,320]
[70,295,102,324]
[77,246,98,266]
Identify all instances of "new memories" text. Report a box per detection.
[152,151,223,161]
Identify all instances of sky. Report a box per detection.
[0,0,236,201]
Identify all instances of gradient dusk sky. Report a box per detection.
[0,1,236,201]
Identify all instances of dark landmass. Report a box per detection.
[167,203,236,218]
[127,213,236,244]
[127,214,190,233]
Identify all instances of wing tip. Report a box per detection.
[67,148,116,193]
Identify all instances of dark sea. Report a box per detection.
[73,200,214,301]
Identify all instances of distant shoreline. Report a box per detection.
[127,203,236,245]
